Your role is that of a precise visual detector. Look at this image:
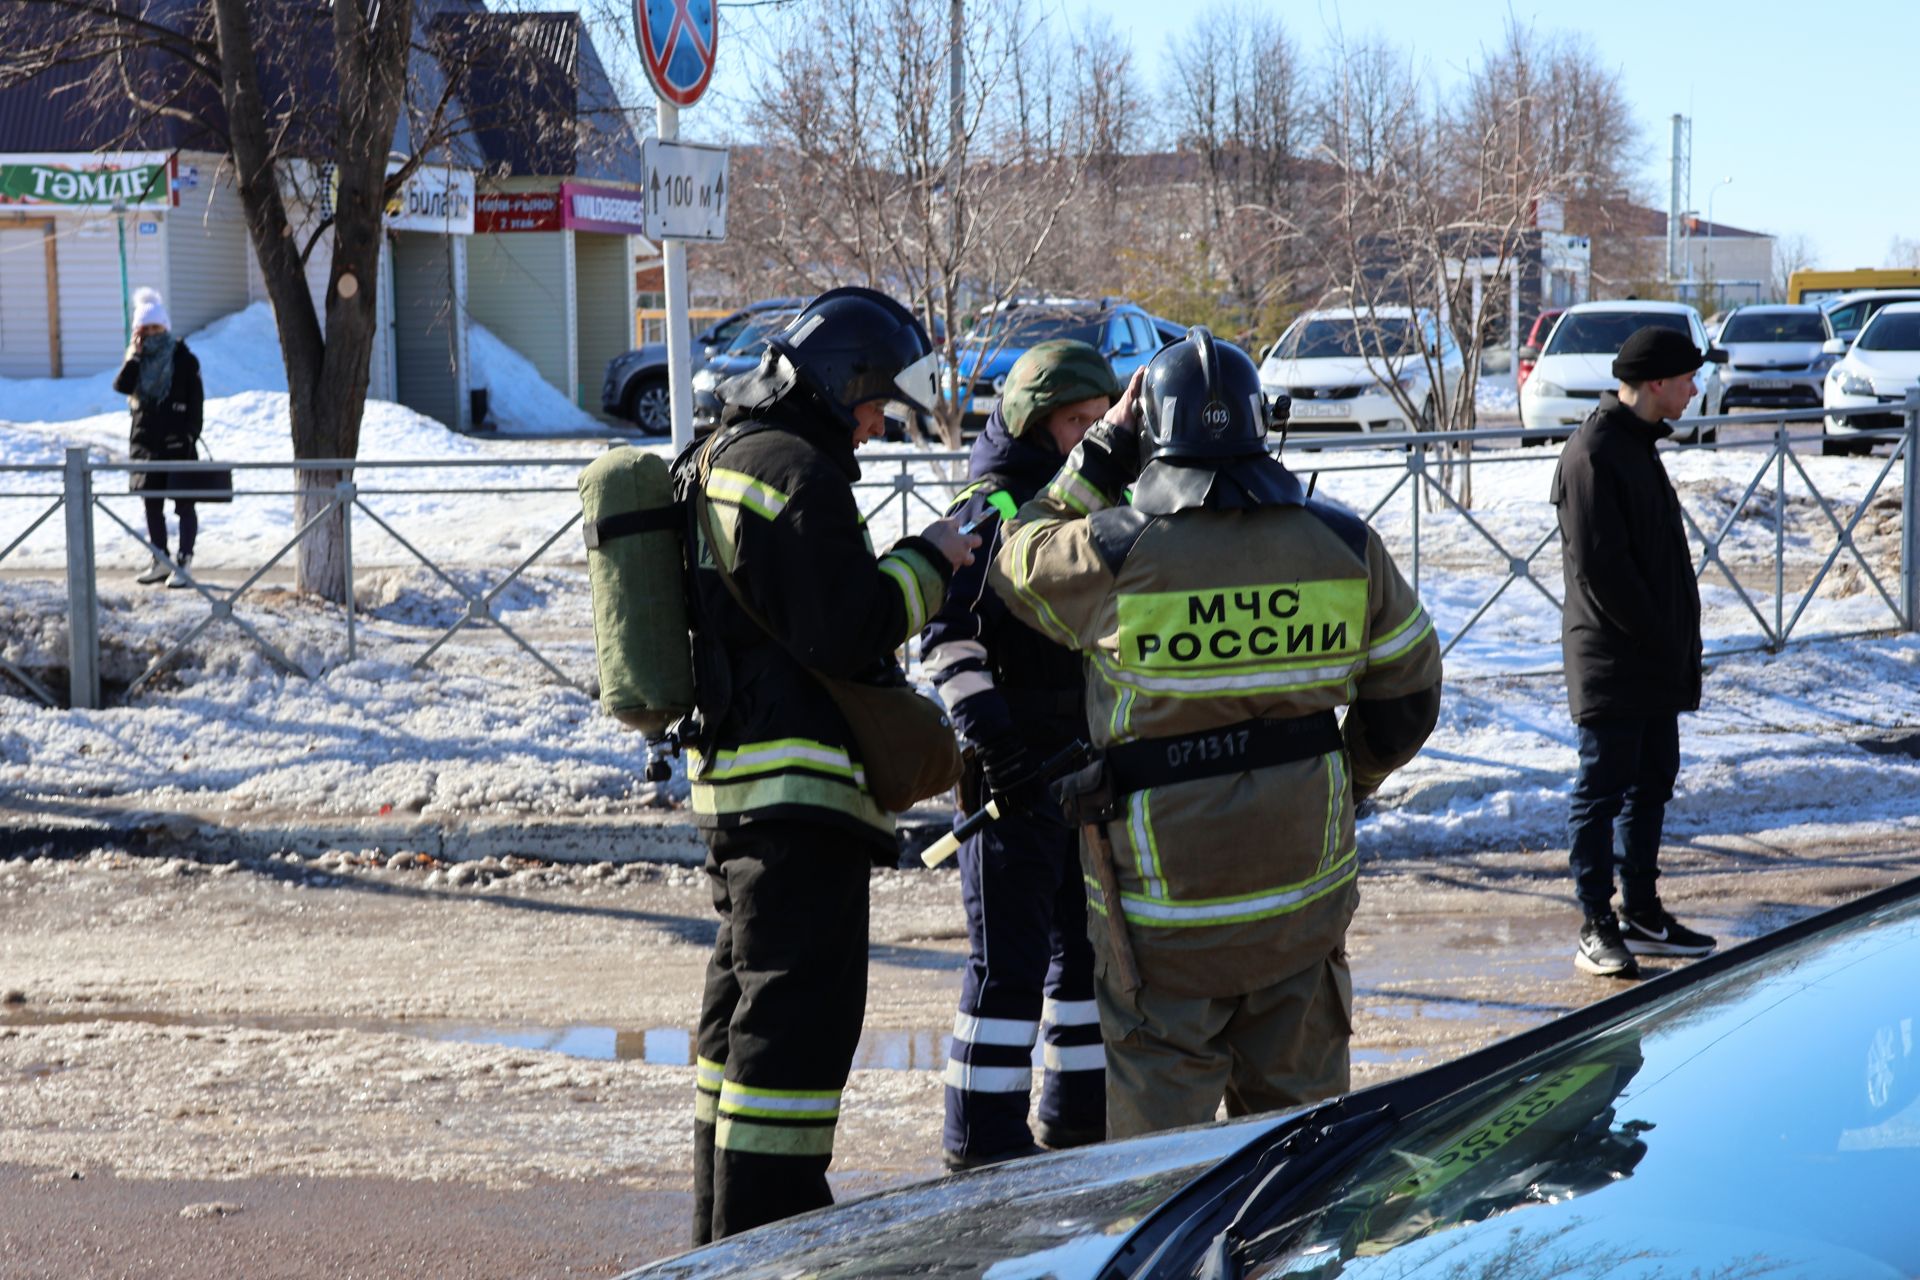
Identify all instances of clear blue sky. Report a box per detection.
[678,0,1913,271]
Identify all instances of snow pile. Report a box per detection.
[1475,377,1520,416]
[467,323,604,434]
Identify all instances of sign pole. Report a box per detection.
[658,99,695,452]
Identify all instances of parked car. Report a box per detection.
[1514,308,1564,394]
[1822,289,1920,348]
[689,306,805,432]
[1148,313,1191,346]
[1519,299,1723,443]
[602,297,805,435]
[1256,307,1466,438]
[1713,304,1835,414]
[945,298,1164,433]
[622,876,1920,1279]
[1822,301,1920,456]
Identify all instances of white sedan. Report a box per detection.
[1822,301,1920,456]
[1520,300,1722,443]
[1258,308,1465,439]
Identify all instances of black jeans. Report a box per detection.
[1567,714,1680,918]
[143,497,197,558]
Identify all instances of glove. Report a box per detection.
[976,735,1048,817]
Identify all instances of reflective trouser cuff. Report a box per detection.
[715,1114,837,1157]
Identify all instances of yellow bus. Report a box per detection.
[1787,268,1920,306]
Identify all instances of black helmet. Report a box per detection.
[764,287,938,427]
[1138,326,1270,465]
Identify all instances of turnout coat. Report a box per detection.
[989,439,1443,997]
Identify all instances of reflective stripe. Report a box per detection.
[942,1060,1034,1093]
[694,1091,718,1124]
[1095,649,1357,699]
[1114,852,1358,928]
[1318,753,1346,873]
[880,557,929,634]
[939,669,997,703]
[689,769,892,833]
[707,468,790,521]
[952,1012,1039,1047]
[718,1080,841,1120]
[1045,468,1107,516]
[1043,1042,1108,1073]
[1368,606,1435,666]
[702,738,864,783]
[1128,790,1167,900]
[986,490,1019,523]
[695,1056,724,1092]
[924,640,989,674]
[1004,521,1081,646]
[716,1115,836,1157]
[1042,998,1099,1027]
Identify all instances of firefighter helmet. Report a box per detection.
[1138,326,1271,464]
[764,287,938,426]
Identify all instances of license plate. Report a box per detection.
[969,395,999,415]
[1290,401,1349,419]
[1748,379,1791,389]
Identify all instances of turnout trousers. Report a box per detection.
[692,821,871,1244]
[1094,950,1352,1140]
[942,812,1105,1159]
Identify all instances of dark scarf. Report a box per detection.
[136,332,177,402]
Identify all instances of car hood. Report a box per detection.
[618,1114,1289,1280]
[1721,341,1826,368]
[1260,354,1424,390]
[1529,351,1617,390]
[614,343,668,371]
[1845,349,1920,393]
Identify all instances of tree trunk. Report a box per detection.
[295,467,351,602]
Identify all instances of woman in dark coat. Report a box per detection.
[112,288,205,587]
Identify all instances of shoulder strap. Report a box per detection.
[1087,506,1154,575]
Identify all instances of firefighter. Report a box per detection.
[923,341,1119,1170]
[684,287,978,1241]
[988,327,1443,1138]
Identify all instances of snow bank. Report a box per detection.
[467,323,603,434]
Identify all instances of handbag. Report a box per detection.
[692,440,961,812]
[173,439,234,504]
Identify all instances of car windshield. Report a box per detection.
[1856,312,1920,352]
[963,307,1105,349]
[1278,319,1420,360]
[1544,311,1693,356]
[1721,312,1828,343]
[723,313,798,355]
[1232,888,1920,1278]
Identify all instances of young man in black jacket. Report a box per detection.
[1550,325,1722,979]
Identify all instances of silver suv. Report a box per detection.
[1712,305,1833,413]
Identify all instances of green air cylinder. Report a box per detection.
[577,447,695,734]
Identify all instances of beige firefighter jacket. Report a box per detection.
[989,449,1442,997]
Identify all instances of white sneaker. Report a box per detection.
[165,553,194,589]
[135,554,169,585]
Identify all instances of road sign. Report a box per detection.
[641,138,728,242]
[634,0,718,108]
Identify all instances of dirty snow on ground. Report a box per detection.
[4,305,1920,859]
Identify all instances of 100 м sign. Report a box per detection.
[1116,580,1367,668]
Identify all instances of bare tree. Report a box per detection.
[1885,235,1920,270]
[1,0,611,601]
[1772,232,1819,300]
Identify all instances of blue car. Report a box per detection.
[946,298,1171,433]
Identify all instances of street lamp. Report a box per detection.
[1705,176,1733,309]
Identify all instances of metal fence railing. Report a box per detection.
[3,392,1916,712]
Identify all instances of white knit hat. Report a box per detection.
[131,287,170,331]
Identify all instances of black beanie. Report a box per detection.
[1612,326,1718,382]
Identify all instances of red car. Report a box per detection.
[1516,308,1564,392]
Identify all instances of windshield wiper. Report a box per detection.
[1116,1098,1395,1280]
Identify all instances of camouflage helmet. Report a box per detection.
[1000,340,1122,439]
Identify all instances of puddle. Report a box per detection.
[0,1008,957,1071]
[1365,1001,1494,1023]
[1352,1046,1427,1065]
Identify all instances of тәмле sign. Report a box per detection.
[0,153,178,209]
